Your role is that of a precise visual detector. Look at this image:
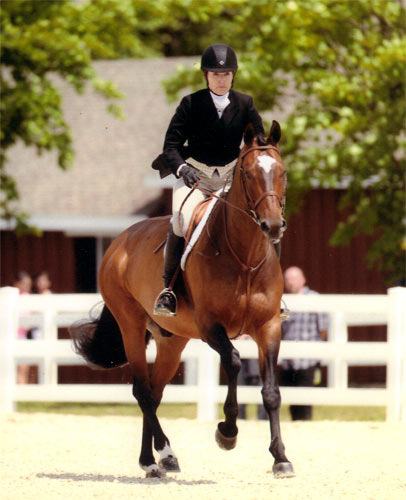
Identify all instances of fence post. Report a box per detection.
[0,287,19,413]
[42,305,58,386]
[386,287,406,422]
[197,344,219,421]
[328,311,348,390]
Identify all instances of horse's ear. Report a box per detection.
[244,123,256,145]
[268,120,281,146]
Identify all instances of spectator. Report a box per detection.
[280,266,329,420]
[33,271,52,295]
[12,271,32,297]
[12,271,32,384]
[31,271,53,340]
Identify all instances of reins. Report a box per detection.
[222,200,272,273]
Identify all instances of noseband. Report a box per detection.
[239,145,286,225]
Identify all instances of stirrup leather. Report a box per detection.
[153,288,178,317]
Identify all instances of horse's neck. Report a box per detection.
[220,175,269,267]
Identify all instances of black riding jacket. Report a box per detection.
[156,88,264,178]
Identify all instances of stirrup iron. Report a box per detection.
[153,288,178,317]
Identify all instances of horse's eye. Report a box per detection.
[245,171,253,180]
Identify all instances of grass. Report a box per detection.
[16,402,386,421]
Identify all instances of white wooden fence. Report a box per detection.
[0,286,405,421]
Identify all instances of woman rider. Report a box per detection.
[153,43,266,317]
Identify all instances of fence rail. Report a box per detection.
[0,286,405,421]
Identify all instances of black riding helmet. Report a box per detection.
[201,44,238,72]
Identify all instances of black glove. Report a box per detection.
[179,164,200,188]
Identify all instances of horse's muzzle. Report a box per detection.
[260,217,287,243]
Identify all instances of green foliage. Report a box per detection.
[0,0,141,231]
[163,0,406,283]
[0,0,235,232]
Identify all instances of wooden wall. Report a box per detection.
[280,189,386,295]
[1,230,76,292]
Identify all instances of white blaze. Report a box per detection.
[258,155,276,173]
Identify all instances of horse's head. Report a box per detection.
[237,121,287,243]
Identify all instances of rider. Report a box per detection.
[153,43,265,317]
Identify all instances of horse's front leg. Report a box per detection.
[205,324,241,450]
[256,322,295,478]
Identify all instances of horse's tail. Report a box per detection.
[70,304,127,369]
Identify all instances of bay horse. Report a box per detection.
[71,120,295,479]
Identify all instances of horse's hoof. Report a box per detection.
[146,467,166,478]
[272,461,295,478]
[159,456,181,473]
[215,427,237,450]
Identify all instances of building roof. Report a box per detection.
[4,57,197,228]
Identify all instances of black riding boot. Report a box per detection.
[274,241,290,322]
[153,228,184,317]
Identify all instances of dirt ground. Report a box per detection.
[1,413,405,500]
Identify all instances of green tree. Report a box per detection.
[163,0,406,283]
[0,0,237,233]
[0,0,149,232]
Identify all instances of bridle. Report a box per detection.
[238,144,286,225]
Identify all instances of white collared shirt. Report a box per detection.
[210,91,230,118]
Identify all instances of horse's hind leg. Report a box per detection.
[205,324,241,450]
[136,332,188,477]
[148,334,189,472]
[139,415,177,477]
[256,323,295,478]
[138,333,188,476]
[106,296,171,477]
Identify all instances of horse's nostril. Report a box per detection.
[261,221,270,233]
